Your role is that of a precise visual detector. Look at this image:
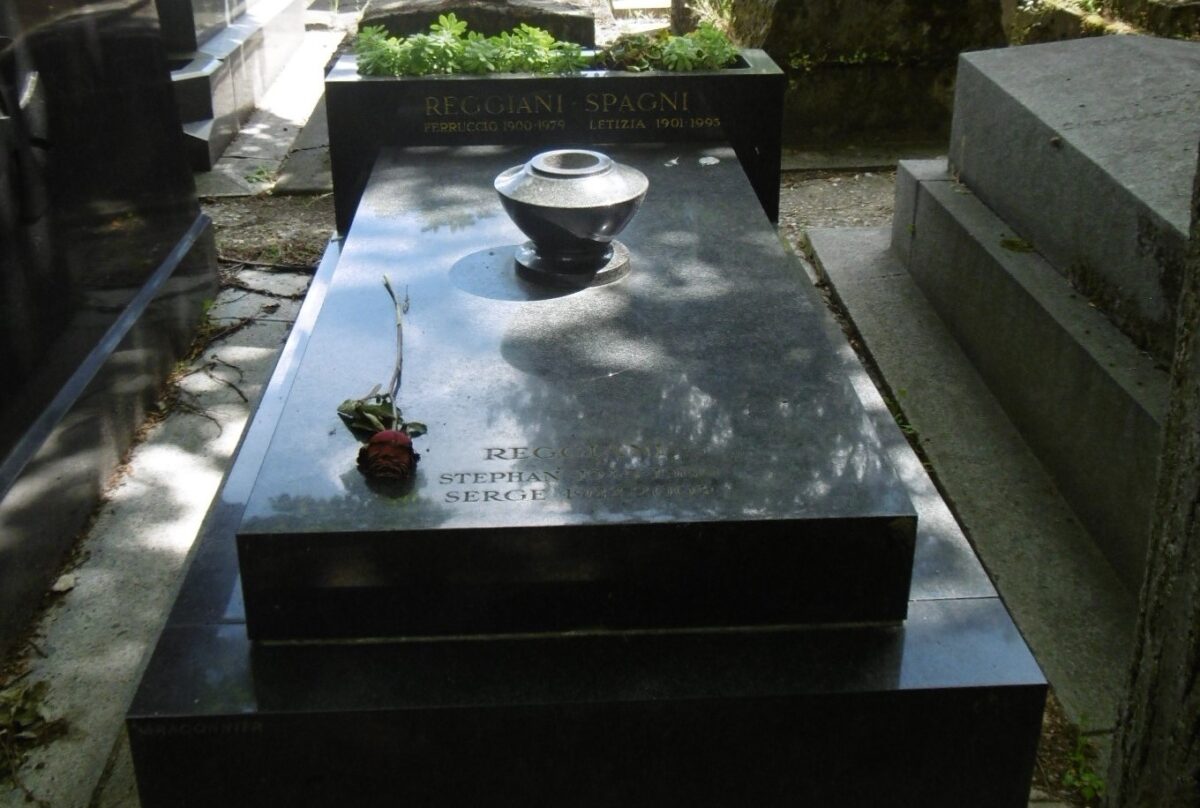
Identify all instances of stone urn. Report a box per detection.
[494,149,648,288]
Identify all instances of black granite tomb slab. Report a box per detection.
[236,144,917,640]
[0,0,217,654]
[128,226,1045,807]
[325,51,785,233]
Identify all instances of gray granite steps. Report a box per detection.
[948,35,1200,364]
[857,35,1196,594]
[890,157,1167,592]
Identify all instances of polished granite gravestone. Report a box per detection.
[128,147,1045,805]
[0,1,217,655]
[235,144,917,641]
[325,51,785,233]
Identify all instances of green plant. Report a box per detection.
[595,24,738,72]
[354,15,740,77]
[245,165,275,185]
[355,14,588,76]
[1061,730,1106,804]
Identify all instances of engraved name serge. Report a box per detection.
[423,90,692,117]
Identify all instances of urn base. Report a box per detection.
[514,240,631,289]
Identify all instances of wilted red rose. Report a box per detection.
[357,429,419,480]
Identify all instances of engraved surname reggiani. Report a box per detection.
[424,93,564,117]
[482,444,676,461]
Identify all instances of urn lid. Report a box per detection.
[494,149,649,210]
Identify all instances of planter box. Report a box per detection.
[325,51,785,233]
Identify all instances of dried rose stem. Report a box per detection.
[381,275,409,425]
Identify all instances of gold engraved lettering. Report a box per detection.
[589,118,647,130]
[424,93,565,118]
[584,92,690,115]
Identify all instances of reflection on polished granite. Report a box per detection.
[130,147,1044,807]
[237,145,917,639]
[0,0,218,652]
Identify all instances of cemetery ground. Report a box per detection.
[0,9,1141,807]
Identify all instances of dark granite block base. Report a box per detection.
[130,602,1044,808]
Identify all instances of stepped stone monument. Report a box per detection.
[159,0,307,169]
[811,35,1197,591]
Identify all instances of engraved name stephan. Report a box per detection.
[435,444,702,503]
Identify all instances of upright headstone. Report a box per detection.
[325,50,785,233]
